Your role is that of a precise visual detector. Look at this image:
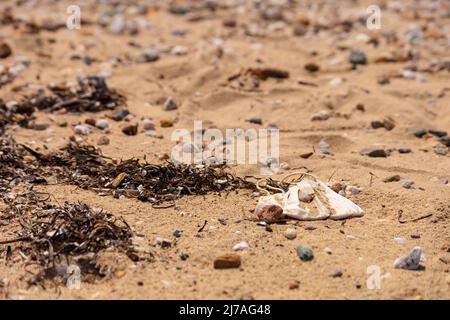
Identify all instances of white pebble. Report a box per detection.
[74,125,91,135]
[232,241,249,251]
[284,228,297,240]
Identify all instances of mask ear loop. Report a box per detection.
[256,178,285,196]
[281,171,318,186]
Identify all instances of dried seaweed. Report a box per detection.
[31,76,126,113]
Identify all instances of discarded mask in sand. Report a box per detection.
[255,172,364,222]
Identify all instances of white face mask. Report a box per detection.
[256,172,364,221]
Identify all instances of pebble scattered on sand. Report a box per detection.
[360,147,388,158]
[255,204,284,224]
[247,117,262,125]
[74,124,91,135]
[122,123,138,136]
[136,48,160,63]
[232,241,249,251]
[0,42,12,59]
[97,136,110,146]
[95,119,110,130]
[155,237,172,248]
[330,268,343,278]
[311,110,331,121]
[284,228,297,240]
[296,244,314,261]
[29,121,49,131]
[383,174,401,183]
[394,246,423,270]
[214,253,241,269]
[143,118,156,131]
[398,147,412,154]
[112,109,130,121]
[289,280,300,290]
[349,48,367,65]
[163,97,178,111]
[401,180,415,189]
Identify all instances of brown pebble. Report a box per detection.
[214,253,241,269]
[300,152,313,159]
[330,268,343,278]
[383,174,401,183]
[255,204,284,224]
[85,118,96,126]
[0,42,12,59]
[122,123,138,136]
[304,62,320,72]
[331,182,344,192]
[356,103,365,112]
[223,19,236,28]
[289,280,300,290]
[97,136,110,146]
[160,119,174,127]
[410,233,420,239]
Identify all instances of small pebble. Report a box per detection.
[122,124,138,136]
[398,147,412,154]
[414,129,427,138]
[156,237,172,248]
[180,253,189,261]
[30,121,50,131]
[360,147,388,158]
[324,247,333,255]
[296,244,314,261]
[410,233,421,239]
[284,228,297,240]
[160,119,174,127]
[246,117,262,125]
[304,62,320,72]
[95,119,110,130]
[143,118,156,131]
[428,128,447,138]
[255,204,284,224]
[163,97,178,111]
[171,46,188,56]
[401,180,415,189]
[311,110,331,121]
[394,246,423,270]
[330,268,343,278]
[136,48,159,63]
[97,136,110,146]
[173,230,182,238]
[0,42,12,59]
[232,241,249,251]
[74,125,91,135]
[383,174,401,183]
[112,109,130,121]
[349,48,367,65]
[214,253,241,269]
[289,280,300,290]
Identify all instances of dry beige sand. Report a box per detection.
[0,0,449,299]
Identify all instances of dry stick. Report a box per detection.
[0,236,31,245]
[397,210,433,224]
